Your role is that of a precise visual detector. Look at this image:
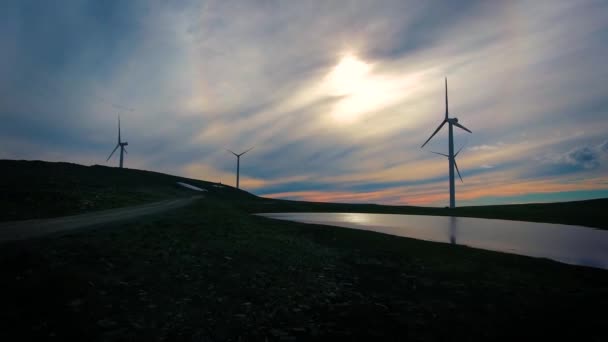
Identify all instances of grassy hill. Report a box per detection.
[0,160,254,221]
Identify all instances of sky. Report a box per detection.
[1,0,608,207]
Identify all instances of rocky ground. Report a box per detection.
[1,198,606,341]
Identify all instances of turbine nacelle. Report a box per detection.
[420,79,471,149]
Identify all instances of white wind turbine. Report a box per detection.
[421,78,472,208]
[106,116,129,168]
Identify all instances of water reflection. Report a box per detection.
[257,212,608,270]
[449,216,457,245]
[341,212,372,225]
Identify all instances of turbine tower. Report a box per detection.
[421,78,472,208]
[227,147,253,189]
[107,116,129,168]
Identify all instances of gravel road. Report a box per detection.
[0,196,202,242]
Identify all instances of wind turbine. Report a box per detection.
[227,147,253,189]
[107,116,129,168]
[421,78,472,208]
[430,143,466,183]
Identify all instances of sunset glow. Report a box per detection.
[2,0,607,206]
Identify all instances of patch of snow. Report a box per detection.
[177,182,208,192]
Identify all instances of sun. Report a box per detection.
[323,54,396,124]
[326,54,373,97]
[320,53,425,125]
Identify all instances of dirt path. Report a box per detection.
[0,196,202,242]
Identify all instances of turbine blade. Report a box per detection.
[445,77,448,120]
[226,149,238,156]
[431,151,449,157]
[455,143,467,157]
[118,116,121,143]
[454,159,463,183]
[123,146,128,154]
[107,144,119,161]
[421,120,446,148]
[453,122,472,133]
[240,146,254,156]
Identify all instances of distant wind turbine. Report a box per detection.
[430,143,466,183]
[421,78,472,208]
[107,116,129,168]
[227,147,253,189]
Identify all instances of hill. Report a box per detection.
[0,160,254,221]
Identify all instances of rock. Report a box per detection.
[68,298,83,308]
[270,328,287,336]
[374,302,389,310]
[97,318,117,328]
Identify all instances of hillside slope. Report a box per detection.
[0,160,255,221]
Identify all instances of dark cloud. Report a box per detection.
[566,146,599,169]
[548,142,608,171]
[363,0,496,60]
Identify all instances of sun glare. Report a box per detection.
[326,54,372,96]
[323,53,409,124]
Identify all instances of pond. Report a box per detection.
[256,212,608,270]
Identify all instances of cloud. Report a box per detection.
[546,142,608,170]
[469,144,502,151]
[1,0,608,206]
[566,147,600,169]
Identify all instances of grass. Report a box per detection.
[0,160,253,221]
[0,159,607,340]
[1,197,607,341]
